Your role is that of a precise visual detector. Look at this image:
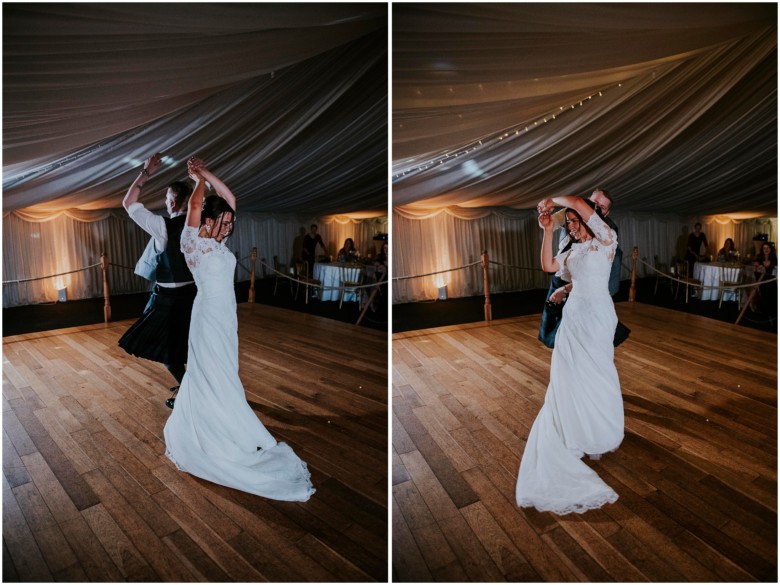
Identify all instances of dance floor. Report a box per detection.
[393,302,777,582]
[3,303,388,582]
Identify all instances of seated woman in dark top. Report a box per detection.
[374,241,388,271]
[753,242,777,273]
[752,242,777,317]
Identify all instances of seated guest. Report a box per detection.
[752,242,777,318]
[717,238,738,262]
[753,242,777,274]
[337,238,357,262]
[374,241,388,273]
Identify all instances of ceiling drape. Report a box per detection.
[3,3,388,215]
[392,3,777,216]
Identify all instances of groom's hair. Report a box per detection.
[168,181,193,210]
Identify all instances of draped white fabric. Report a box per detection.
[392,208,776,303]
[392,4,776,216]
[3,4,387,215]
[3,210,386,308]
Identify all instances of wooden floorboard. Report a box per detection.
[3,303,388,582]
[392,302,777,582]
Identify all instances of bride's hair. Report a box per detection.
[201,195,236,237]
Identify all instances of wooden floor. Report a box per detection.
[3,303,388,582]
[392,302,777,582]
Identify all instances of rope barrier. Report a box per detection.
[488,260,539,273]
[108,262,137,272]
[255,257,385,291]
[636,257,777,290]
[3,262,102,285]
[392,260,482,282]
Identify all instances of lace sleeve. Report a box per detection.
[180,226,200,270]
[585,213,617,263]
[586,213,616,247]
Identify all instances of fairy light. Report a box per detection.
[392,78,633,180]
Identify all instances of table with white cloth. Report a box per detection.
[692,262,744,301]
[313,262,371,302]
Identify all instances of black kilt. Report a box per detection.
[538,275,567,349]
[118,283,196,365]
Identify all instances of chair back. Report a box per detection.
[674,260,689,279]
[720,264,744,286]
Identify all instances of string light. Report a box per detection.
[393,79,629,180]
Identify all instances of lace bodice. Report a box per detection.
[180,226,236,299]
[555,213,617,297]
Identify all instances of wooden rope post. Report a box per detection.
[482,250,492,322]
[100,252,111,324]
[629,246,639,302]
[248,247,257,303]
[736,270,765,325]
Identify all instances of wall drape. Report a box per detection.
[392,208,776,303]
[3,210,387,308]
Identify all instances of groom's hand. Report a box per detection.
[144,153,163,175]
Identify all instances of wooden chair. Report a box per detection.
[273,256,292,296]
[718,265,744,309]
[674,260,703,303]
[653,255,674,295]
[294,261,321,304]
[339,271,364,310]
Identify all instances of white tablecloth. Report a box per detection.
[693,262,743,301]
[313,262,365,302]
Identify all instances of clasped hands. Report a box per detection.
[537,198,556,229]
[187,156,207,181]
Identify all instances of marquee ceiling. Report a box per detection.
[3,3,388,215]
[392,3,777,216]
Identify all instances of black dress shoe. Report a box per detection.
[165,397,176,409]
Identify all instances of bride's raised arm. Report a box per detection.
[188,157,236,212]
[186,173,206,229]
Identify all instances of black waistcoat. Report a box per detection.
[156,215,194,284]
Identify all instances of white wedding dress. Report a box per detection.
[164,226,314,501]
[516,213,623,514]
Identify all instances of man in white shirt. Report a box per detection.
[118,153,196,409]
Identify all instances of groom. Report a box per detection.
[118,153,196,409]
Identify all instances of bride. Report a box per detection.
[164,157,314,502]
[516,195,623,514]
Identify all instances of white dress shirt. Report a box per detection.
[127,202,192,287]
